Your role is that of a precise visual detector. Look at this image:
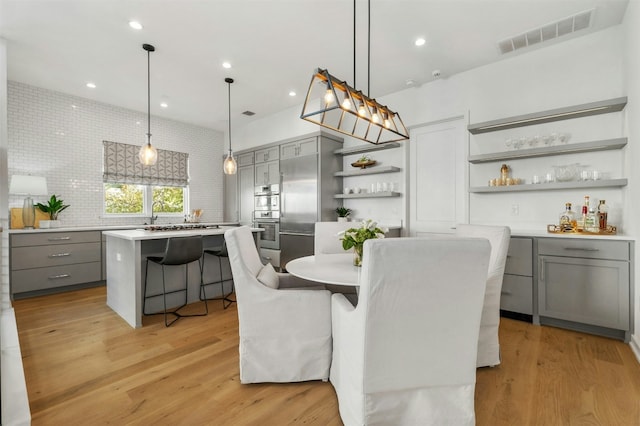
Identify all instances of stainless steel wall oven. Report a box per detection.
[254,184,280,250]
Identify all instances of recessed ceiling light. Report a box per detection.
[129,21,143,30]
[160,102,168,108]
[86,82,96,88]
[415,37,426,47]
[289,91,296,97]
[222,62,231,69]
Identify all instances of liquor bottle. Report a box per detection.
[559,202,577,231]
[578,195,590,231]
[585,208,599,233]
[598,200,609,230]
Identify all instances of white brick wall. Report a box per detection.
[7,81,224,227]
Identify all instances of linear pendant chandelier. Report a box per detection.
[300,0,409,145]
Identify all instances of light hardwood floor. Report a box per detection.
[14,286,640,425]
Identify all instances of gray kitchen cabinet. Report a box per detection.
[280,137,317,160]
[237,151,256,167]
[10,230,102,298]
[238,163,255,225]
[537,237,631,341]
[254,146,279,164]
[501,237,534,318]
[224,151,254,222]
[254,160,279,186]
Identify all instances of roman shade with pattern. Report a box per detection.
[103,140,189,187]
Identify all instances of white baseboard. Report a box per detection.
[630,334,640,365]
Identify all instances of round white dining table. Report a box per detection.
[285,254,361,286]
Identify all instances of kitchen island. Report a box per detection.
[103,226,261,328]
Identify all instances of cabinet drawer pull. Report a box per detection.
[49,253,71,258]
[48,236,71,241]
[49,274,70,279]
[563,247,600,252]
[501,290,512,295]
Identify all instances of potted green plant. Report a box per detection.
[338,219,387,266]
[336,207,352,222]
[36,195,70,228]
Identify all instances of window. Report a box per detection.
[152,186,185,214]
[104,184,186,216]
[103,141,189,218]
[105,183,144,214]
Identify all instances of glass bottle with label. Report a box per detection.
[598,200,608,230]
[585,208,599,232]
[578,195,590,231]
[559,202,577,231]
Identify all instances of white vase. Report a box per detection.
[49,220,61,228]
[337,217,348,222]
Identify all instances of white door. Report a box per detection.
[408,117,467,236]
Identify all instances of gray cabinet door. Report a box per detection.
[254,160,279,186]
[538,255,629,330]
[238,165,255,225]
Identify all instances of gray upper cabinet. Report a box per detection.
[254,160,280,186]
[280,137,317,160]
[254,146,279,164]
[237,152,255,167]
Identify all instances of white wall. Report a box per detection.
[622,1,640,359]
[235,26,626,232]
[7,82,225,227]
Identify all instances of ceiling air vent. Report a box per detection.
[242,110,255,116]
[498,9,593,54]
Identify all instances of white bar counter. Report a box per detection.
[103,226,261,328]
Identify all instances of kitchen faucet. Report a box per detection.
[150,200,164,224]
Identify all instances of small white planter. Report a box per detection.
[39,220,61,229]
[337,217,349,222]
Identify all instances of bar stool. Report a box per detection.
[201,240,235,309]
[143,235,208,327]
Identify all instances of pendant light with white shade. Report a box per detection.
[223,77,237,175]
[138,43,158,166]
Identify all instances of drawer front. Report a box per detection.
[500,274,533,314]
[537,238,629,261]
[504,237,533,276]
[11,262,102,294]
[12,242,101,270]
[260,248,280,269]
[11,231,101,247]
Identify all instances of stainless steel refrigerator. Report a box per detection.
[279,135,343,270]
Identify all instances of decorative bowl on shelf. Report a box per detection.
[552,164,580,182]
[351,160,377,169]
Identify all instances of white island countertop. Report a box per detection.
[103,225,263,241]
[7,222,242,234]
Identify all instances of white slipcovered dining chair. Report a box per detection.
[224,226,332,383]
[330,237,491,426]
[314,221,355,255]
[455,224,511,368]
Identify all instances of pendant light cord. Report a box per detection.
[353,0,356,89]
[367,0,370,98]
[147,48,151,141]
[226,78,234,153]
